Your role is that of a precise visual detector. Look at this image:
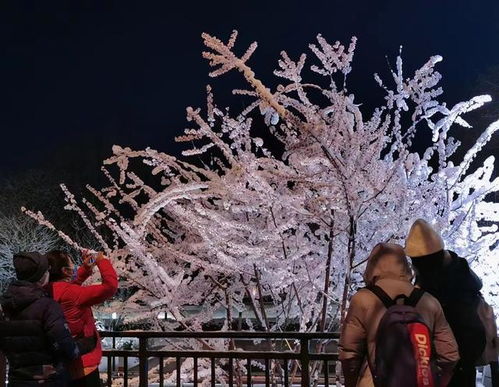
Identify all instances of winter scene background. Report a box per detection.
[18,30,499,333]
[1,2,499,385]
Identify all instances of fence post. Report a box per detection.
[139,336,148,387]
[0,353,6,387]
[300,338,310,387]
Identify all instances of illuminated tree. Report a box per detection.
[24,31,499,384]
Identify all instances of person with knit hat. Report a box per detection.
[405,219,495,387]
[339,243,459,387]
[0,252,95,386]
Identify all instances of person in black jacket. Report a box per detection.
[405,219,487,387]
[0,252,94,387]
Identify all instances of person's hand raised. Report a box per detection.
[94,251,106,263]
[81,250,97,269]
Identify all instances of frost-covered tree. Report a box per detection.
[24,31,498,340]
[0,215,60,291]
[22,30,499,385]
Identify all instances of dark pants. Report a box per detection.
[490,361,499,387]
[69,369,101,387]
[448,360,476,387]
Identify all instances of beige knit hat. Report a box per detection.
[405,219,445,258]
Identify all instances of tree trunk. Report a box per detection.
[340,216,357,324]
[319,211,335,332]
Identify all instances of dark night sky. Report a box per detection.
[1,0,498,186]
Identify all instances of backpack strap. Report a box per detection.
[366,285,395,308]
[405,288,425,307]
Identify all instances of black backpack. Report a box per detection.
[367,285,439,387]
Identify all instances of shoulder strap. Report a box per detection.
[405,288,425,307]
[366,285,395,308]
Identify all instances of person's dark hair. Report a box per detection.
[45,250,72,282]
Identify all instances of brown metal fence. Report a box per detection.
[100,331,341,387]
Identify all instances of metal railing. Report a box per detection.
[100,331,341,387]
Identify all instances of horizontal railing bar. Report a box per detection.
[103,349,338,360]
[309,354,338,361]
[102,350,139,356]
[99,331,340,339]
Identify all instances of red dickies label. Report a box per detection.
[408,322,435,387]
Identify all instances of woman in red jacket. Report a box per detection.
[46,250,118,387]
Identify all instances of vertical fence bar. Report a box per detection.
[324,360,329,387]
[176,357,181,387]
[138,336,148,387]
[283,359,289,387]
[264,358,270,387]
[107,355,112,387]
[228,357,234,387]
[246,358,252,387]
[335,360,342,385]
[300,338,310,387]
[112,336,116,373]
[123,356,128,387]
[159,356,164,387]
[193,357,198,387]
[1,353,6,387]
[211,358,216,387]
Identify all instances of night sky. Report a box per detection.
[1,0,499,186]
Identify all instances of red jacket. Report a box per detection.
[49,258,118,370]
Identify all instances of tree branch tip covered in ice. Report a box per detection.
[21,207,86,252]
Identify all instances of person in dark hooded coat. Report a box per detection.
[0,252,94,387]
[405,219,490,387]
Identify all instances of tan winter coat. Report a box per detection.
[339,277,460,387]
